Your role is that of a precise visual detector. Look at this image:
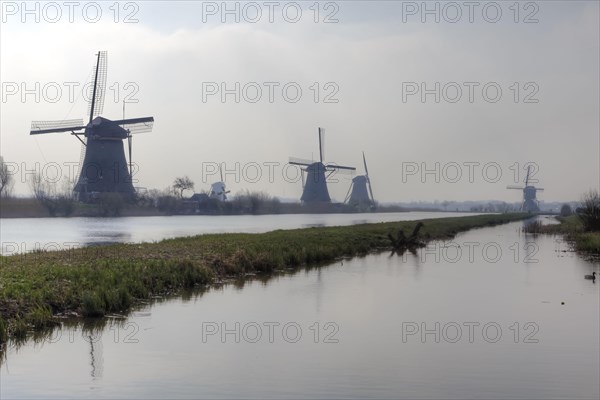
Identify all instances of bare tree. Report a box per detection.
[173,176,194,198]
[0,156,14,198]
[29,173,76,217]
[579,190,600,231]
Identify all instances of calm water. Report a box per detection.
[0,211,476,255]
[1,220,598,399]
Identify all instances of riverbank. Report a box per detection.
[0,196,416,218]
[526,215,600,255]
[0,213,529,344]
[0,197,159,218]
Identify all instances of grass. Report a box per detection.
[526,215,600,254]
[0,213,529,344]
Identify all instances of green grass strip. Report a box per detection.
[0,213,528,343]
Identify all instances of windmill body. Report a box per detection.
[209,182,229,201]
[301,162,331,202]
[73,117,135,196]
[29,52,154,201]
[289,128,355,203]
[348,175,370,204]
[346,152,375,208]
[522,186,541,212]
[208,165,230,201]
[506,166,544,213]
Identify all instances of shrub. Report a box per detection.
[560,204,573,217]
[97,193,126,217]
[578,190,600,232]
[82,292,106,317]
[0,316,7,345]
[157,195,181,213]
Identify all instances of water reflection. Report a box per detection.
[83,232,132,247]
[1,212,482,255]
[86,335,103,379]
[302,223,326,228]
[2,221,598,399]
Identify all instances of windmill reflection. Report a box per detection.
[82,322,104,379]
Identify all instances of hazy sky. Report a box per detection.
[1,1,598,202]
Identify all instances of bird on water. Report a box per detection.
[584,272,596,280]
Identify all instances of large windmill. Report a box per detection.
[344,152,375,209]
[507,165,544,213]
[29,51,154,201]
[289,128,355,203]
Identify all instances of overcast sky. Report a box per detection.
[1,1,598,202]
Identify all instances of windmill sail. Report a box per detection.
[289,157,314,167]
[115,117,155,134]
[325,163,355,172]
[525,165,531,186]
[364,152,375,203]
[319,127,325,163]
[87,51,107,123]
[30,119,85,135]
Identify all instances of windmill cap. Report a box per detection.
[86,117,128,139]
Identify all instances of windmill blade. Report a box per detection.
[301,169,305,190]
[367,176,375,204]
[525,165,531,186]
[506,185,524,190]
[114,117,154,134]
[535,188,544,191]
[326,168,354,176]
[318,127,325,163]
[344,181,353,203]
[220,164,224,182]
[362,152,374,203]
[289,157,313,167]
[30,119,86,135]
[326,164,356,172]
[127,135,133,177]
[87,51,107,122]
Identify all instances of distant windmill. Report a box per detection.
[345,152,375,208]
[507,165,544,213]
[29,51,154,201]
[289,128,355,203]
[209,165,230,201]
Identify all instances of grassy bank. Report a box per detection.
[0,197,162,218]
[525,215,600,254]
[0,213,528,344]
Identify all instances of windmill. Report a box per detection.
[209,165,230,201]
[344,152,375,209]
[289,127,355,203]
[507,165,544,213]
[29,51,154,201]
